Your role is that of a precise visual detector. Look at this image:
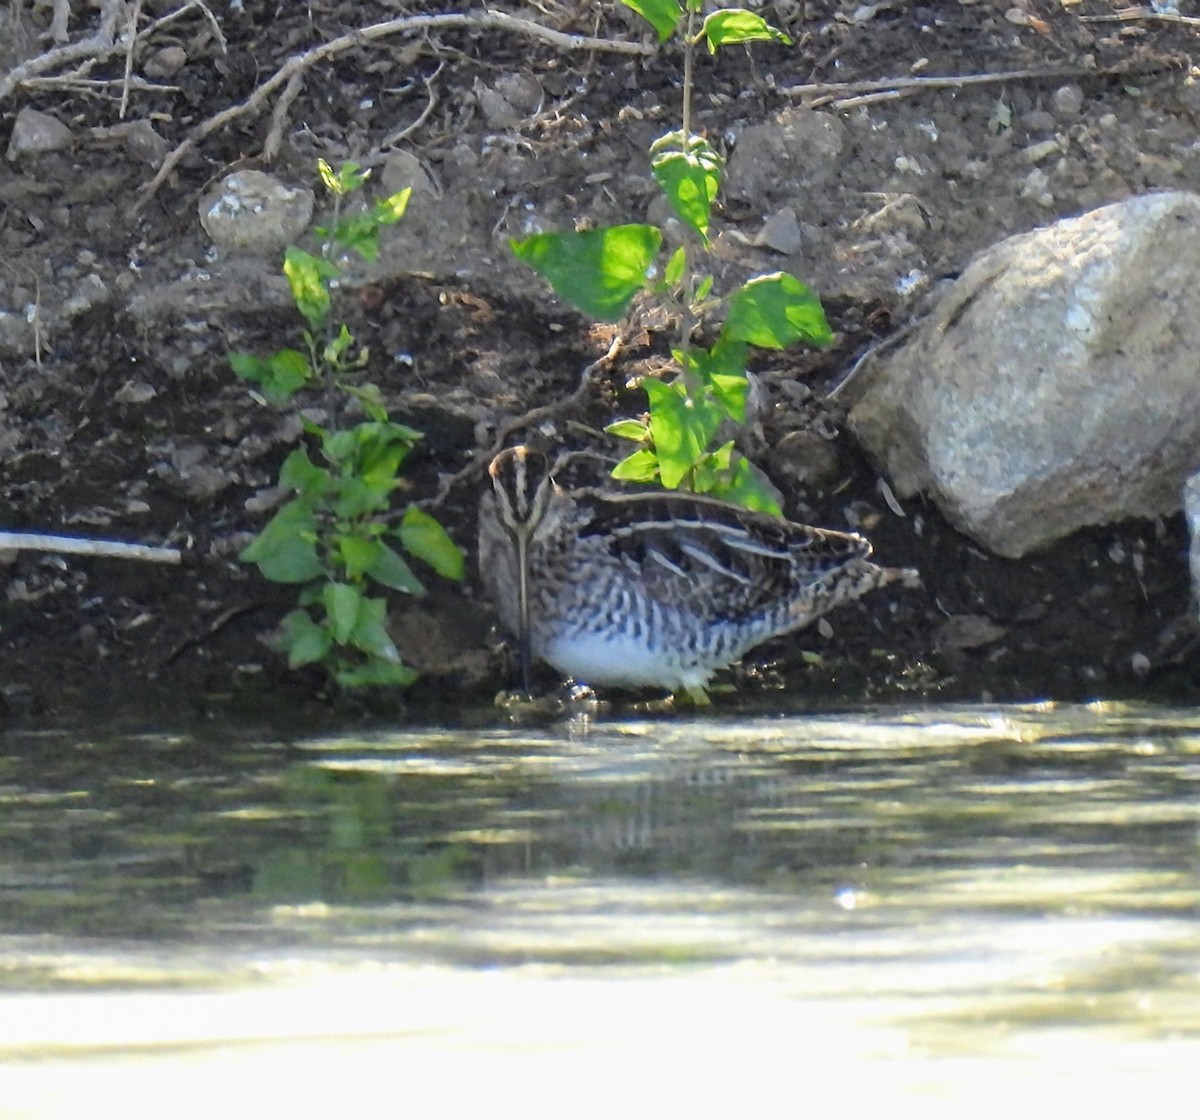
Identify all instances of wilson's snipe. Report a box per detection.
[478,446,918,697]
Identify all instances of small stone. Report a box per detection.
[475,80,521,130]
[380,150,438,200]
[143,45,187,78]
[6,107,74,160]
[493,73,543,114]
[1051,84,1085,118]
[119,119,170,166]
[198,170,315,255]
[935,615,1006,652]
[1021,110,1056,133]
[753,206,804,254]
[113,381,158,404]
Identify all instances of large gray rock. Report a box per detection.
[1184,473,1200,616]
[849,191,1200,558]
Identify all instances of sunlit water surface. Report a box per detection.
[2,702,1199,1117]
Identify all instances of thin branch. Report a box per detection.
[1080,6,1200,28]
[119,0,142,120]
[781,57,1178,107]
[0,531,182,564]
[378,61,445,150]
[49,0,71,43]
[137,10,654,205]
[24,74,179,95]
[0,0,123,102]
[138,0,227,51]
[262,69,305,164]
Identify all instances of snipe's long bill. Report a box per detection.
[478,445,918,698]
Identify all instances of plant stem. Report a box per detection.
[678,7,698,393]
[681,8,694,144]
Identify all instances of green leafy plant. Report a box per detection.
[511,1,832,514]
[232,160,463,688]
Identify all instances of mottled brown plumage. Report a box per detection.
[479,446,917,694]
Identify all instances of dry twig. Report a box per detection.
[0,0,123,102]
[262,70,305,164]
[783,57,1177,108]
[379,61,446,151]
[1080,6,1200,28]
[0,531,182,564]
[118,0,142,120]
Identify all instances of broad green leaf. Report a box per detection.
[695,443,782,515]
[710,372,748,421]
[240,500,324,583]
[398,506,465,581]
[663,245,687,288]
[375,187,411,225]
[267,350,315,400]
[334,211,383,262]
[336,533,381,580]
[620,0,683,41]
[277,608,332,667]
[707,333,749,376]
[357,445,407,494]
[283,246,337,329]
[231,349,313,402]
[701,9,792,53]
[676,340,749,420]
[611,448,661,482]
[324,581,364,644]
[229,351,270,384]
[510,225,662,321]
[279,447,330,496]
[319,158,368,196]
[383,420,424,444]
[366,541,426,595]
[348,596,402,661]
[650,132,723,241]
[333,475,390,521]
[605,418,651,442]
[644,378,721,488]
[723,272,833,349]
[695,274,714,301]
[332,189,410,262]
[342,381,392,422]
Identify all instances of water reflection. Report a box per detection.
[1,703,1199,1111]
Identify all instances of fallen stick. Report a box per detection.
[0,531,182,565]
[781,57,1181,106]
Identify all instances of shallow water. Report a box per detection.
[1,702,1198,1116]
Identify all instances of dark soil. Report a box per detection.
[2,0,1199,725]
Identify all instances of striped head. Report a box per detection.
[486,445,558,543]
[484,445,562,692]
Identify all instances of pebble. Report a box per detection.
[5,107,74,160]
[143,45,187,79]
[1051,84,1085,118]
[198,171,315,255]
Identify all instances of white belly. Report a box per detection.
[539,630,711,691]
